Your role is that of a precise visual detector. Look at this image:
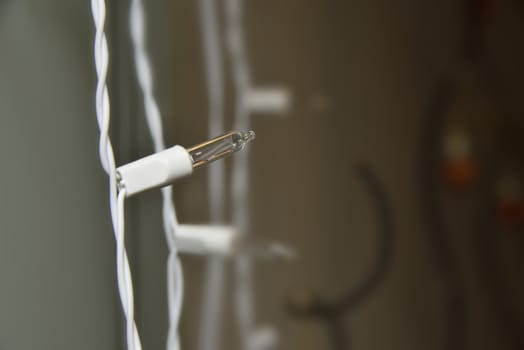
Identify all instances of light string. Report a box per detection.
[129,0,184,349]
[197,0,228,349]
[224,0,256,348]
[91,0,142,349]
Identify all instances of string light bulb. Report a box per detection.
[188,130,255,169]
[117,130,255,196]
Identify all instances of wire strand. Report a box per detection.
[91,1,142,349]
[197,0,228,349]
[224,0,255,348]
[129,1,184,349]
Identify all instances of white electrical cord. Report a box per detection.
[129,1,184,349]
[197,0,227,349]
[90,1,142,350]
[224,0,256,349]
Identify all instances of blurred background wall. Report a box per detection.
[1,0,523,350]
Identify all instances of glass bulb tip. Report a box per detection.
[242,130,256,143]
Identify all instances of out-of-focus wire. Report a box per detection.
[335,165,393,312]
[286,165,394,350]
[91,1,142,349]
[197,0,228,349]
[129,0,183,349]
[224,0,256,349]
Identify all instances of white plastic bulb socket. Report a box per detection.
[249,326,280,350]
[116,130,255,197]
[176,225,239,256]
[245,87,291,115]
[117,145,193,197]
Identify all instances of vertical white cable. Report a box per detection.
[198,0,227,346]
[91,1,142,350]
[197,0,227,349]
[224,0,255,349]
[129,1,184,349]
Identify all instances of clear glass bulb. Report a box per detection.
[187,130,255,169]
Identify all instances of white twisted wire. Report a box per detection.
[129,1,184,349]
[224,0,255,349]
[91,1,142,350]
[197,0,227,349]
